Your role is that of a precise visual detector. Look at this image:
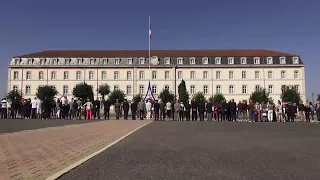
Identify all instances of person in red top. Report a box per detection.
[213,103,221,121]
[237,101,244,121]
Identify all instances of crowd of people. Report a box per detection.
[1,96,320,123]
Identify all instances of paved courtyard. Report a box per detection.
[60,121,320,180]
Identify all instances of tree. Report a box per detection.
[209,94,226,104]
[281,85,301,104]
[158,88,175,103]
[36,85,58,100]
[178,80,189,104]
[72,82,94,101]
[7,89,23,101]
[192,92,206,103]
[317,94,320,101]
[98,84,111,100]
[132,93,142,104]
[249,88,270,104]
[108,89,126,105]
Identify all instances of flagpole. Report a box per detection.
[148,16,151,81]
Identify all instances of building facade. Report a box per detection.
[7,49,306,102]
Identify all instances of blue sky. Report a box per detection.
[1,0,319,100]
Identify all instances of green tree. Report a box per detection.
[178,80,189,104]
[36,85,58,100]
[132,93,143,104]
[192,92,206,103]
[6,89,23,101]
[98,84,111,100]
[72,82,94,101]
[108,89,126,105]
[158,88,175,103]
[208,94,226,104]
[249,88,270,104]
[281,85,301,104]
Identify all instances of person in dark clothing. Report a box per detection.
[42,96,51,119]
[93,98,101,119]
[160,101,165,120]
[198,101,206,121]
[103,99,111,119]
[11,97,19,118]
[25,99,32,119]
[153,100,160,121]
[130,101,137,120]
[221,100,228,121]
[122,99,130,120]
[191,100,198,121]
[229,99,237,121]
[286,102,295,122]
[206,101,213,121]
[305,104,311,122]
[293,103,298,121]
[184,101,191,121]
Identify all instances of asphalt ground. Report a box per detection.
[0,118,103,134]
[60,121,320,180]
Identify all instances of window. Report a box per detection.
[178,58,183,65]
[152,85,157,94]
[76,71,81,80]
[216,85,221,94]
[281,71,286,79]
[89,71,94,80]
[240,57,246,64]
[255,71,260,79]
[190,71,195,79]
[77,59,82,65]
[115,58,120,65]
[26,71,31,80]
[267,57,273,64]
[294,85,299,92]
[164,85,169,90]
[190,85,195,94]
[228,57,234,64]
[190,58,196,64]
[102,58,107,65]
[90,59,95,65]
[50,71,56,80]
[40,59,45,65]
[293,57,299,64]
[63,71,69,80]
[25,86,31,95]
[268,71,272,79]
[229,71,234,79]
[203,57,208,64]
[127,71,132,80]
[203,85,208,94]
[101,71,107,80]
[28,59,33,65]
[165,58,170,65]
[63,85,68,94]
[255,85,260,91]
[152,71,157,80]
[268,85,273,94]
[38,71,44,80]
[280,57,286,64]
[13,85,18,91]
[13,71,19,80]
[294,71,299,79]
[229,85,234,94]
[203,71,208,80]
[114,71,119,80]
[139,58,145,64]
[216,71,221,79]
[254,57,260,64]
[139,71,145,80]
[127,58,132,65]
[215,57,221,64]
[242,85,247,94]
[126,85,132,95]
[241,71,246,79]
[165,71,170,80]
[139,85,144,94]
[114,85,119,91]
[177,71,182,80]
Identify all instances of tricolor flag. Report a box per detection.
[149,17,152,40]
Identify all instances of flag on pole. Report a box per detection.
[149,18,152,40]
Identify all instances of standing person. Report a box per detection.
[122,99,130,120]
[114,99,121,120]
[25,99,32,119]
[213,102,221,121]
[56,98,61,119]
[179,101,185,121]
[159,100,165,121]
[42,96,51,119]
[37,98,43,119]
[103,99,111,120]
[237,101,244,121]
[68,98,75,119]
[304,103,311,122]
[267,101,274,122]
[166,101,172,121]
[153,100,160,121]
[130,101,137,120]
[243,101,248,121]
[31,97,38,119]
[293,103,298,121]
[174,101,180,121]
[276,101,282,122]
[298,101,305,122]
[76,98,82,119]
[282,102,287,122]
[11,97,19,118]
[191,100,198,121]
[229,99,237,121]
[315,101,320,121]
[286,102,295,122]
[184,101,191,121]
[309,102,315,121]
[221,100,228,121]
[1,98,8,118]
[138,100,146,120]
[61,96,68,119]
[93,98,101,119]
[206,100,213,121]
[83,98,93,120]
[198,100,205,121]
[146,100,152,120]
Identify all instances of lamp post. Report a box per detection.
[174,65,177,101]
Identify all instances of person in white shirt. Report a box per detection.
[37,99,42,119]
[166,101,172,121]
[31,97,38,119]
[146,100,152,120]
[1,98,8,118]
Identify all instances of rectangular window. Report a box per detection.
[203,71,208,80]
[101,71,107,80]
[152,71,157,80]
[216,71,221,79]
[139,71,145,80]
[203,85,208,94]
[165,71,170,80]
[241,71,246,79]
[127,71,132,80]
[216,85,221,94]
[268,71,272,79]
[229,85,234,94]
[178,71,182,80]
[255,71,260,79]
[126,85,132,95]
[64,71,69,80]
[114,71,119,80]
[190,85,195,94]
[25,85,31,95]
[190,71,195,79]
[139,85,144,94]
[229,71,234,79]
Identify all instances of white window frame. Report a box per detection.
[114,58,120,65]
[63,71,69,80]
[268,85,273,94]
[281,70,286,79]
[190,57,196,64]
[242,85,247,94]
[13,71,19,80]
[63,85,69,94]
[26,71,31,80]
[190,71,196,79]
[13,85,18,91]
[164,85,169,90]
[255,71,260,79]
[280,57,286,64]
[203,85,208,94]
[229,71,234,79]
[90,58,95,65]
[228,57,234,64]
[25,85,31,95]
[241,71,246,79]
[268,71,272,79]
[101,71,107,80]
[216,85,221,94]
[114,71,119,80]
[89,71,94,80]
[240,57,247,64]
[216,71,221,79]
[139,58,145,65]
[102,58,108,65]
[203,71,208,80]
[215,57,221,64]
[203,57,209,64]
[267,57,273,64]
[294,70,299,79]
[292,57,299,64]
[76,71,81,80]
[177,58,183,65]
[39,71,44,80]
[127,71,132,80]
[177,71,182,80]
[127,58,132,65]
[139,85,144,94]
[190,85,195,94]
[152,71,157,80]
[229,85,234,94]
[126,85,132,95]
[164,57,170,65]
[139,71,145,80]
[254,57,260,64]
[77,58,82,65]
[255,85,260,91]
[165,71,170,80]
[152,85,157,94]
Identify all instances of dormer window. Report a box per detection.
[77,58,82,65]
[177,57,183,65]
[266,57,273,64]
[292,57,299,64]
[254,57,260,64]
[28,59,33,65]
[202,57,209,64]
[90,58,95,65]
[280,57,286,64]
[228,57,234,64]
[115,58,120,65]
[164,57,170,65]
[102,58,107,65]
[240,57,247,64]
[127,58,132,64]
[65,58,70,65]
[215,57,221,64]
[52,58,57,65]
[40,58,45,65]
[15,58,20,65]
[190,58,196,64]
[139,58,145,65]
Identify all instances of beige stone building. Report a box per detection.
[7,49,306,102]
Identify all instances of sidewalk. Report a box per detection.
[0,120,150,180]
